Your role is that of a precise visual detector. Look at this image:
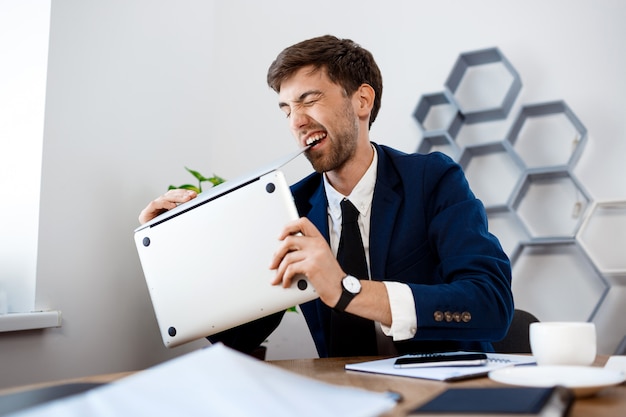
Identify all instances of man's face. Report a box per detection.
[278,66,359,173]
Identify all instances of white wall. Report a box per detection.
[1,0,625,388]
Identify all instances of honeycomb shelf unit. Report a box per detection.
[414,48,592,244]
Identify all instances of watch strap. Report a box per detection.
[333,289,355,313]
[333,276,359,313]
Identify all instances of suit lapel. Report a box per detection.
[306,181,330,242]
[369,145,402,282]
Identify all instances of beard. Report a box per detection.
[305,100,359,173]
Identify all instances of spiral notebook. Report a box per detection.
[345,351,536,382]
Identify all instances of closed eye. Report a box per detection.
[278,90,324,119]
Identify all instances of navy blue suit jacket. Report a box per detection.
[209,144,513,357]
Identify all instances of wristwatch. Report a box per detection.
[334,275,362,312]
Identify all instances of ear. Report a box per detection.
[353,83,375,119]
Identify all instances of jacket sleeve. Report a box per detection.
[405,152,514,342]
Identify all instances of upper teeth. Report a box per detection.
[306,134,325,146]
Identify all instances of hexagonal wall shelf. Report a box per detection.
[459,142,524,209]
[485,206,529,258]
[577,201,626,274]
[506,101,587,170]
[455,119,511,149]
[413,91,463,134]
[511,240,608,322]
[511,169,590,240]
[417,131,461,160]
[444,47,522,124]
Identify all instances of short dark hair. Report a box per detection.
[267,35,383,129]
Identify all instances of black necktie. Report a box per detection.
[329,199,377,357]
[337,199,369,279]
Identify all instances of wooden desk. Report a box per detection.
[269,356,626,417]
[2,356,624,416]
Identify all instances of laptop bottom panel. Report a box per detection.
[134,170,318,348]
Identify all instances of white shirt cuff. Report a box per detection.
[381,281,417,341]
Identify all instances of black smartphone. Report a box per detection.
[393,353,488,368]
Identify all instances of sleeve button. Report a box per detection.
[434,311,444,322]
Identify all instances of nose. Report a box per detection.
[289,107,309,131]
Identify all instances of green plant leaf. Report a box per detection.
[168,184,201,193]
[185,167,209,182]
[207,175,226,186]
[168,168,226,194]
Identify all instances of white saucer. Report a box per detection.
[489,365,625,397]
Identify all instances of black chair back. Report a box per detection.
[492,309,540,354]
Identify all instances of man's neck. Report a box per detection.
[325,141,375,196]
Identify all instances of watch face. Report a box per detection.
[343,276,361,294]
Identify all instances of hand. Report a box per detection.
[269,217,345,307]
[138,189,197,224]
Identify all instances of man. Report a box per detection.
[139,35,513,358]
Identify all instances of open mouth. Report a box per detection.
[305,133,326,148]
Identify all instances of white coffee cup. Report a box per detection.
[529,321,596,366]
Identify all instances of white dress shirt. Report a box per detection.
[323,146,418,349]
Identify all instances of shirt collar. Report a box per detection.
[324,145,378,218]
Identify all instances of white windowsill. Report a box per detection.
[0,310,62,332]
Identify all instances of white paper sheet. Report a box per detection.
[8,344,396,417]
[346,351,536,381]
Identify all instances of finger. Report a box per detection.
[163,189,198,204]
[276,219,304,240]
[269,234,305,270]
[138,202,171,224]
[138,190,197,224]
[277,217,323,240]
[272,250,308,288]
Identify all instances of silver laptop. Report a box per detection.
[134,148,318,348]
